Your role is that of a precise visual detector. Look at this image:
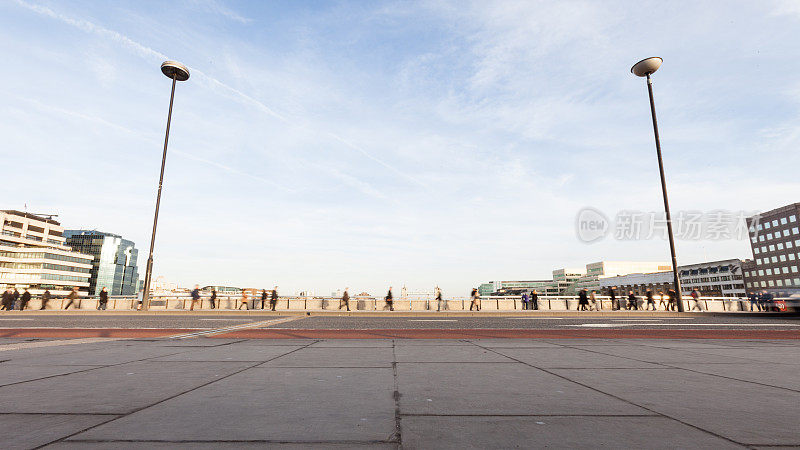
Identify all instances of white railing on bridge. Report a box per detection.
[12,293,796,313]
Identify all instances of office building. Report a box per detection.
[599,259,747,297]
[745,203,800,294]
[64,230,139,295]
[0,210,92,295]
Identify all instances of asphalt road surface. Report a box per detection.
[0,312,798,339]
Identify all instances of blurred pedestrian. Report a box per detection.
[12,288,20,309]
[210,288,217,309]
[610,287,619,310]
[469,288,480,311]
[97,287,108,311]
[19,288,32,310]
[690,288,703,311]
[657,291,667,310]
[339,287,350,311]
[40,289,51,310]
[578,289,589,311]
[748,292,760,311]
[1,288,12,311]
[531,290,539,310]
[644,289,656,310]
[521,292,529,310]
[63,287,79,309]
[238,290,249,310]
[667,289,678,311]
[435,286,445,311]
[385,286,394,311]
[260,289,268,309]
[589,290,598,310]
[189,285,201,311]
[627,291,638,310]
[270,286,278,311]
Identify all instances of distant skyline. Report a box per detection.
[2,0,800,295]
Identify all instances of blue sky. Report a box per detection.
[2,0,800,295]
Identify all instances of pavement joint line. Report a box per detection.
[467,340,750,448]
[0,348,191,389]
[398,413,661,417]
[391,340,402,446]
[63,439,398,444]
[35,340,320,449]
[0,337,126,352]
[169,317,302,339]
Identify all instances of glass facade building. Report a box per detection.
[64,230,139,296]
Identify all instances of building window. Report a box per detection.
[778,243,784,250]
[777,280,784,286]
[788,241,794,248]
[769,244,775,251]
[790,215,797,223]
[790,254,796,261]
[795,278,800,285]
[764,222,771,229]
[758,270,765,276]
[784,230,791,237]
[773,220,779,227]
[781,218,788,225]
[759,236,765,242]
[754,248,760,254]
[768,280,775,286]
[760,281,766,287]
[767,233,773,240]
[792,266,799,273]
[762,246,767,253]
[766,269,773,275]
[793,227,800,235]
[780,255,787,262]
[782,267,789,274]
[772,256,778,263]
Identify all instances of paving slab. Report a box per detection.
[0,414,115,450]
[260,347,393,367]
[392,339,472,346]
[395,345,515,363]
[551,368,800,446]
[2,345,185,366]
[148,345,304,362]
[559,345,763,364]
[467,339,562,348]
[0,364,101,387]
[677,346,800,365]
[209,338,319,346]
[491,347,662,369]
[309,339,394,348]
[137,338,248,347]
[71,367,397,442]
[396,362,649,415]
[49,443,398,449]
[400,416,742,449]
[667,362,800,391]
[0,361,255,414]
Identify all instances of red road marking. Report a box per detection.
[1,328,797,339]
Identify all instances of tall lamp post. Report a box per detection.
[141,61,190,310]
[631,57,684,312]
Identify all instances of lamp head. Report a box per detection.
[161,61,190,81]
[630,57,662,77]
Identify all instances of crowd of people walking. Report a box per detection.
[0,284,792,312]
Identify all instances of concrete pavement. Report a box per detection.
[0,336,799,448]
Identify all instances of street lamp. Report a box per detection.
[631,57,685,312]
[141,61,190,310]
